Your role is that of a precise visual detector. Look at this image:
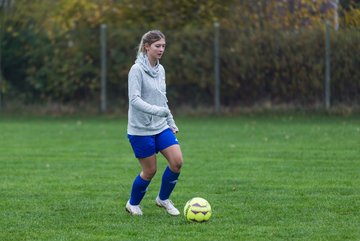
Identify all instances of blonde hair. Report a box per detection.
[137,30,165,55]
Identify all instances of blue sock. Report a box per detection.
[129,175,151,205]
[159,166,180,200]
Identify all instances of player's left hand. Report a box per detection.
[171,127,178,134]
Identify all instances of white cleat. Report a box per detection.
[155,196,180,216]
[125,200,143,216]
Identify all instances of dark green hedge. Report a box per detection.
[1,26,359,107]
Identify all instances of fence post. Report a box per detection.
[324,21,331,109]
[214,22,220,114]
[100,24,107,113]
[0,0,7,111]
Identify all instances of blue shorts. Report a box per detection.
[128,128,179,159]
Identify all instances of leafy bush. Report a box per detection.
[1,0,359,108]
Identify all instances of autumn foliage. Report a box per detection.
[0,0,359,107]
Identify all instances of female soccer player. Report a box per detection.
[125,30,183,216]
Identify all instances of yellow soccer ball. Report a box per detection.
[183,197,212,222]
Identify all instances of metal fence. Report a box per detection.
[100,24,360,112]
[0,24,359,112]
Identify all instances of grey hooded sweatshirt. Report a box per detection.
[127,53,178,136]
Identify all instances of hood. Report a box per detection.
[135,53,159,78]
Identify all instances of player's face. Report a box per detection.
[146,38,166,65]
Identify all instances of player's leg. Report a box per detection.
[154,129,183,215]
[126,135,157,215]
[159,144,183,200]
[161,144,183,173]
[131,155,157,204]
[126,155,157,215]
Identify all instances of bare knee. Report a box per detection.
[170,158,183,173]
[161,145,184,173]
[138,155,157,180]
[141,168,157,180]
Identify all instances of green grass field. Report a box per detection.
[1,114,359,241]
